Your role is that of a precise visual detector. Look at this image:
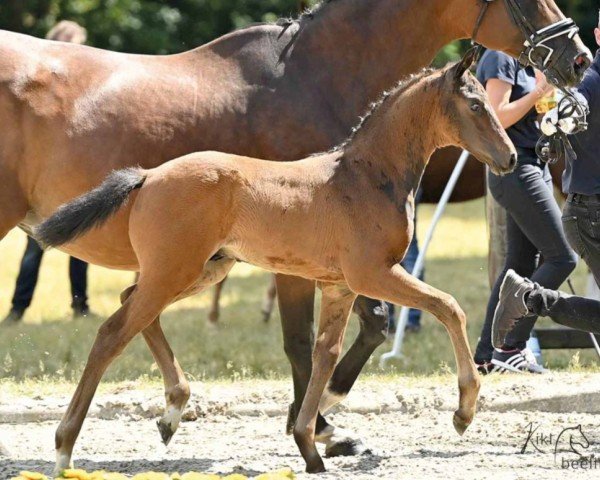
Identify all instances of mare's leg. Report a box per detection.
[208,278,226,323]
[350,264,480,434]
[294,283,356,473]
[261,274,277,322]
[319,296,388,415]
[277,274,365,456]
[120,285,190,446]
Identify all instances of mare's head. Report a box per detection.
[435,48,517,176]
[467,0,591,87]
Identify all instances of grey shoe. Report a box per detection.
[491,269,534,349]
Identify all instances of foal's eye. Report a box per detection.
[470,102,482,113]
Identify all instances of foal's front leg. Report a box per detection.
[293,283,356,473]
[350,264,480,434]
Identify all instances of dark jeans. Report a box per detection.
[474,156,577,363]
[526,197,600,334]
[11,236,89,311]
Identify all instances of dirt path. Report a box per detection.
[2,373,600,479]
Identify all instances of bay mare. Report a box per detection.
[37,55,516,474]
[0,0,591,455]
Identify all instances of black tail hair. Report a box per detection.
[35,168,147,248]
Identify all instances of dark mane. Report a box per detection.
[277,0,339,28]
[332,67,437,152]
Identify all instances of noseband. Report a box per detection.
[472,0,579,73]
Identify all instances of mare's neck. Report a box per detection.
[343,81,443,198]
[288,0,471,129]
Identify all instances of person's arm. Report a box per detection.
[486,70,553,129]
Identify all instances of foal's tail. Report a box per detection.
[35,168,147,248]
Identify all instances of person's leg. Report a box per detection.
[492,270,600,348]
[69,257,89,314]
[11,237,44,313]
[501,165,577,348]
[522,197,600,334]
[474,167,539,365]
[474,210,537,364]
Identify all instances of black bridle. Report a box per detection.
[472,0,579,74]
[472,1,588,164]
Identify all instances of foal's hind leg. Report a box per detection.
[53,257,218,475]
[120,285,190,446]
[350,264,480,434]
[293,283,356,473]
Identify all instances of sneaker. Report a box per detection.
[490,348,545,374]
[491,270,535,349]
[0,309,24,326]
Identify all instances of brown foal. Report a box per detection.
[0,0,590,457]
[37,51,516,474]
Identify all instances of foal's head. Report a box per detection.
[435,49,517,176]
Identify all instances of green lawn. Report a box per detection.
[0,198,596,382]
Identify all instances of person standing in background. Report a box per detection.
[1,21,92,326]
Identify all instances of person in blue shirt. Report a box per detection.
[493,16,600,351]
[473,50,578,374]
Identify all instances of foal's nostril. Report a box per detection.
[509,153,517,170]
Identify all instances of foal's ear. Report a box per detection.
[453,46,481,80]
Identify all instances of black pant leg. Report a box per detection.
[69,257,89,310]
[498,165,576,347]
[11,237,44,311]
[527,199,600,334]
[527,288,600,335]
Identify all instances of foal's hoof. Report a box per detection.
[452,411,471,436]
[325,438,368,458]
[157,419,176,446]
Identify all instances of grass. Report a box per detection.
[0,198,597,383]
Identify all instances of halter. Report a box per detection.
[471,0,579,72]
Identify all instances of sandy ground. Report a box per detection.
[2,373,600,479]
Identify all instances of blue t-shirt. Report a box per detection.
[476,50,540,150]
[562,50,600,195]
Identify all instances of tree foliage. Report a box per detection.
[0,0,596,55]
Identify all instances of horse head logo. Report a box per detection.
[555,425,590,461]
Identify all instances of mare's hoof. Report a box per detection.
[325,438,369,457]
[157,419,175,446]
[452,412,471,436]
